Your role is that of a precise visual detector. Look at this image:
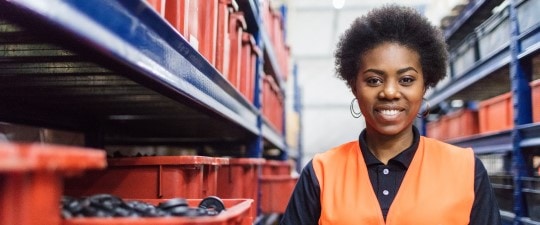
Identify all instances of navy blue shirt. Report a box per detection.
[280,127,502,225]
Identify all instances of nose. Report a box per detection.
[378,81,401,99]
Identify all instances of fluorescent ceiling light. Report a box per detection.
[333,0,345,9]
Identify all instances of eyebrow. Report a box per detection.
[397,67,418,74]
[363,67,419,75]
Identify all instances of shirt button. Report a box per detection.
[383,168,389,175]
[383,190,389,195]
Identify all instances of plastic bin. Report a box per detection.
[197,0,219,64]
[445,109,479,140]
[531,79,540,123]
[426,117,447,140]
[63,198,253,225]
[262,160,291,176]
[215,0,237,77]
[0,143,106,225]
[262,75,284,134]
[260,175,298,214]
[517,0,540,36]
[478,92,513,133]
[227,12,247,91]
[164,0,199,48]
[217,158,265,218]
[239,33,261,103]
[205,157,230,200]
[476,7,510,60]
[452,34,478,77]
[64,156,227,199]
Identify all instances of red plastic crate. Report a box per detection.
[445,109,479,140]
[531,79,540,123]
[63,198,253,225]
[261,160,291,176]
[240,33,261,103]
[162,0,198,48]
[280,45,290,81]
[216,158,265,218]
[262,75,284,133]
[147,0,165,16]
[426,117,447,140]
[227,12,247,91]
[0,143,106,225]
[205,157,230,199]
[215,0,237,77]
[64,156,227,199]
[198,0,219,65]
[478,92,513,133]
[260,175,298,214]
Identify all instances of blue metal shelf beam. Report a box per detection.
[449,123,540,154]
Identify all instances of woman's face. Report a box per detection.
[353,42,425,137]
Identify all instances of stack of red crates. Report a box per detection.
[63,155,256,224]
[64,156,229,199]
[262,75,284,133]
[259,160,298,214]
[261,0,290,81]
[146,0,261,104]
[427,109,479,141]
[240,33,261,103]
[427,91,515,140]
[445,109,479,140]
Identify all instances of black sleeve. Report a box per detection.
[280,160,321,225]
[469,157,502,225]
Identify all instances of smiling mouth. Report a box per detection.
[377,109,403,116]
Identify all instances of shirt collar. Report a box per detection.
[359,126,420,168]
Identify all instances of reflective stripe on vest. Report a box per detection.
[312,136,475,225]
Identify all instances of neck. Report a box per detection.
[365,127,414,164]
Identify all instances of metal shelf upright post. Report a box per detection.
[509,0,531,222]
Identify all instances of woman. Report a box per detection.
[280,4,501,225]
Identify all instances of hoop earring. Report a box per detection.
[417,98,431,118]
[350,98,362,118]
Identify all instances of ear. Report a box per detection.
[350,79,357,96]
[351,86,358,98]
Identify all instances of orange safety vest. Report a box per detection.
[312,136,475,225]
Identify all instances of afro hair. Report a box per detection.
[334,4,448,90]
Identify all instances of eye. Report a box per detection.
[399,76,416,86]
[365,77,383,86]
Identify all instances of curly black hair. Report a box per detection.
[335,4,448,90]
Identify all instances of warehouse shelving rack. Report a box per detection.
[0,0,301,223]
[0,0,294,157]
[423,0,540,224]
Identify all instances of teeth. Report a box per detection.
[380,110,400,116]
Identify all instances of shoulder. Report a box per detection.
[422,136,474,155]
[313,140,358,164]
